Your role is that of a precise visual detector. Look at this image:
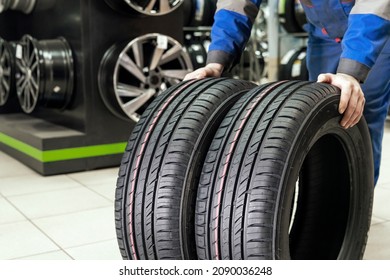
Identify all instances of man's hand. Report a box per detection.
[183,63,224,80]
[317,73,365,129]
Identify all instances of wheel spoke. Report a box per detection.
[144,0,157,13]
[18,76,28,89]
[16,59,27,73]
[149,46,164,71]
[29,83,39,108]
[132,41,144,68]
[119,53,146,83]
[116,83,145,97]
[159,0,170,13]
[0,48,5,64]
[30,76,39,90]
[28,50,35,67]
[2,67,10,77]
[1,78,9,92]
[159,45,183,65]
[27,43,36,67]
[16,75,25,87]
[122,89,155,116]
[30,60,38,71]
[24,86,29,110]
[30,83,38,101]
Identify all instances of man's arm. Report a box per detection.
[184,0,262,80]
[319,0,390,129]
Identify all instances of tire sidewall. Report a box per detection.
[274,96,374,259]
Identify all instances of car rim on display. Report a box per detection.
[98,33,193,122]
[15,35,74,113]
[105,0,184,16]
[0,0,36,14]
[0,38,15,107]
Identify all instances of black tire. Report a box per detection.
[279,47,308,81]
[115,77,256,260]
[294,0,307,30]
[185,41,207,69]
[279,0,305,33]
[195,81,374,260]
[182,0,195,26]
[187,0,216,27]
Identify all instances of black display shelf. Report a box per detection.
[0,0,183,175]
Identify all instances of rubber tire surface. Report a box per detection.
[195,81,374,260]
[279,47,308,81]
[279,0,304,33]
[115,78,256,260]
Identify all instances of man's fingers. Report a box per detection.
[339,84,352,115]
[340,86,365,128]
[183,64,223,81]
[183,69,206,81]
[317,72,365,129]
[343,92,365,128]
[317,73,330,83]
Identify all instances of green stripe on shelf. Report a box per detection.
[0,132,127,162]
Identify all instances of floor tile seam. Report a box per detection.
[0,185,84,199]
[30,204,115,221]
[1,196,73,259]
[28,219,75,260]
[10,249,73,260]
[65,171,118,185]
[64,175,116,203]
[83,185,115,203]
[62,238,118,251]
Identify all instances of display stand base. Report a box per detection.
[0,114,127,176]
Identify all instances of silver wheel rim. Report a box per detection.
[0,39,13,106]
[15,35,40,113]
[15,35,74,113]
[125,0,183,16]
[0,0,36,14]
[100,33,193,122]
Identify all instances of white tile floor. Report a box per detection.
[0,120,390,260]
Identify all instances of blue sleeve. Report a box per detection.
[337,1,390,82]
[206,0,262,71]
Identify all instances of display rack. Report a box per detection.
[0,0,184,175]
